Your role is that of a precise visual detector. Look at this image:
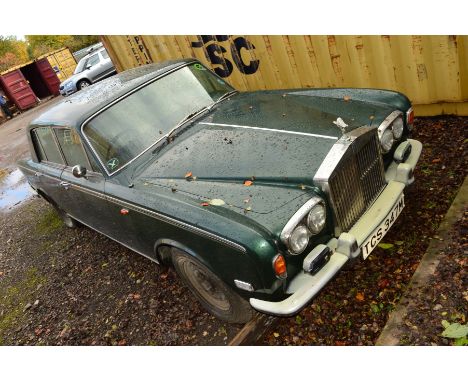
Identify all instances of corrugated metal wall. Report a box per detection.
[41,47,77,82]
[101,35,468,116]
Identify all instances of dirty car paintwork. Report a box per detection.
[18,58,414,307]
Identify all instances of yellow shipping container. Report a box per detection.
[101,35,468,116]
[39,47,77,83]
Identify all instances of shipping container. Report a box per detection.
[0,70,38,111]
[39,47,77,82]
[101,35,468,116]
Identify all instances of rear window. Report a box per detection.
[32,127,64,165]
[100,50,109,59]
[55,128,89,168]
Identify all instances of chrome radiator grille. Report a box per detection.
[328,131,386,232]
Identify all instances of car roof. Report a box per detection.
[30,58,196,130]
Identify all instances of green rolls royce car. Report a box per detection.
[18,59,422,323]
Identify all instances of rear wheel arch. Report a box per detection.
[36,188,79,228]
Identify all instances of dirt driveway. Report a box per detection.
[0,97,64,171]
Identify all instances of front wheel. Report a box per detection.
[77,79,91,90]
[171,248,253,324]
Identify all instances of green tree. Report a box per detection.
[0,36,29,72]
[25,35,101,58]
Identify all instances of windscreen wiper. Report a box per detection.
[213,90,237,106]
[166,106,209,141]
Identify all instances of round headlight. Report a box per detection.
[288,225,310,254]
[392,117,404,140]
[307,203,326,234]
[380,129,394,153]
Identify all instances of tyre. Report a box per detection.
[171,248,253,324]
[77,80,91,90]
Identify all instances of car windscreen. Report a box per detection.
[74,56,88,74]
[83,63,233,174]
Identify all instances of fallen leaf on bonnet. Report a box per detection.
[244,180,253,186]
[209,199,225,206]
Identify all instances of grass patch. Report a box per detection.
[35,208,63,235]
[0,268,46,344]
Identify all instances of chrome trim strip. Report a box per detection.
[234,279,254,292]
[80,60,198,177]
[280,196,325,252]
[377,110,403,138]
[60,182,247,254]
[199,122,339,140]
[104,194,247,253]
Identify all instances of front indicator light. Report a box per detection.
[273,254,287,279]
[406,107,414,131]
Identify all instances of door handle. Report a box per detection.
[60,181,70,189]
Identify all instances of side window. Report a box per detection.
[87,54,99,67]
[33,127,65,165]
[100,50,109,59]
[55,128,89,168]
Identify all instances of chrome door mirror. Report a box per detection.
[72,165,87,178]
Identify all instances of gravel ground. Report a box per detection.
[0,115,466,346]
[262,116,467,345]
[0,199,243,345]
[394,211,467,345]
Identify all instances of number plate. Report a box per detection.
[361,194,405,259]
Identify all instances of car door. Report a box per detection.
[97,50,115,78]
[85,53,101,82]
[30,126,67,205]
[54,127,116,236]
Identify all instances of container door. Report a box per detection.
[0,70,37,111]
[35,58,61,96]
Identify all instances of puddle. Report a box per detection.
[0,168,35,211]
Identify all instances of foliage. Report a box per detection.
[0,36,29,72]
[441,320,468,345]
[0,35,100,72]
[25,35,100,58]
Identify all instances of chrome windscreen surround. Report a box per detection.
[314,126,386,236]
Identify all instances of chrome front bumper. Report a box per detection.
[250,139,422,316]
